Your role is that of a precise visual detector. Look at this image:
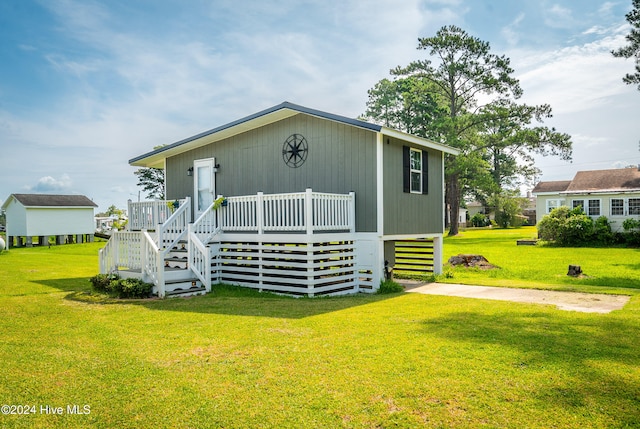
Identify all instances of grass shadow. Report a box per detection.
[40,279,400,319]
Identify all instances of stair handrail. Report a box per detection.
[141,230,165,298]
[187,225,215,292]
[191,200,219,243]
[156,197,191,255]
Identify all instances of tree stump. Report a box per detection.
[448,254,497,270]
[567,265,582,277]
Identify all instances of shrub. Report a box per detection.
[89,273,120,293]
[537,206,570,242]
[377,280,404,294]
[470,212,489,227]
[89,274,152,298]
[114,278,153,299]
[623,218,640,231]
[594,216,613,244]
[561,213,594,246]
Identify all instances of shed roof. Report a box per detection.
[3,194,98,209]
[532,167,640,195]
[130,101,459,168]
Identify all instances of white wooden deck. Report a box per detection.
[100,189,366,297]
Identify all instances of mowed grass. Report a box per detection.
[442,226,640,293]
[0,239,639,428]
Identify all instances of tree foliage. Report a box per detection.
[486,190,528,228]
[363,25,572,235]
[134,167,165,200]
[612,0,640,90]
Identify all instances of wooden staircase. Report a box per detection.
[161,242,207,297]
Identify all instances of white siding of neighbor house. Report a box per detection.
[5,199,27,237]
[536,193,640,232]
[7,203,95,236]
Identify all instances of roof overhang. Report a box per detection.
[130,102,459,168]
[380,127,460,155]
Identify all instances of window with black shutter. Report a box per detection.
[403,146,428,194]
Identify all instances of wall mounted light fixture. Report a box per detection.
[187,167,193,176]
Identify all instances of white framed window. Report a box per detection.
[546,199,562,213]
[572,199,585,211]
[409,148,422,194]
[588,199,601,216]
[629,198,640,215]
[611,199,624,216]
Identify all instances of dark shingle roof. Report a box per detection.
[532,167,640,195]
[566,168,640,192]
[9,194,97,207]
[532,180,572,193]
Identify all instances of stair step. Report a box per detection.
[165,286,206,297]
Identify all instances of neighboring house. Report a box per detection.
[532,167,640,231]
[1,194,98,248]
[466,201,485,218]
[100,102,459,297]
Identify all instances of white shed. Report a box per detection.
[1,194,98,248]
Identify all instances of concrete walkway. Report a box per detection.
[401,280,630,313]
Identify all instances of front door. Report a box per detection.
[193,158,216,218]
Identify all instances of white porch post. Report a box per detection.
[305,188,313,235]
[433,235,443,275]
[127,199,132,231]
[157,250,165,298]
[257,191,264,235]
[348,191,356,233]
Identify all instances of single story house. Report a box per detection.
[532,167,640,231]
[2,194,98,248]
[100,102,459,297]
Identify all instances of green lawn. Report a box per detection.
[0,237,639,428]
[441,226,640,294]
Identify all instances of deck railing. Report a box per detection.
[219,189,355,234]
[128,199,189,232]
[99,231,143,273]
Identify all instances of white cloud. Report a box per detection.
[510,29,631,114]
[544,4,575,29]
[501,13,525,46]
[31,174,72,192]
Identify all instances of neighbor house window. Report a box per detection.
[403,146,428,194]
[588,199,600,216]
[546,199,562,213]
[611,199,624,216]
[629,198,640,215]
[572,199,585,211]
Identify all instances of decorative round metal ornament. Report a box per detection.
[282,133,308,168]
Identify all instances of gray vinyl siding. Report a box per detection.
[166,113,378,232]
[382,136,444,235]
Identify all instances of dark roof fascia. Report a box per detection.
[129,101,383,165]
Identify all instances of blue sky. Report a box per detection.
[1,0,638,212]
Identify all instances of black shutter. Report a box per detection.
[402,146,410,193]
[422,151,428,194]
